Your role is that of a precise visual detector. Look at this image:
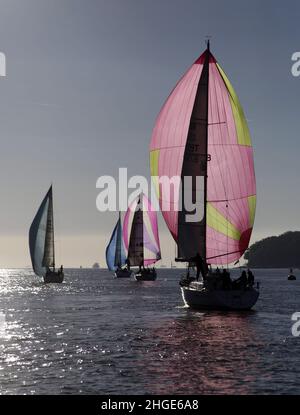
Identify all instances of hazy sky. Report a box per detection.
[0,0,299,267]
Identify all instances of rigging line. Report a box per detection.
[209,143,251,147]
[207,249,242,260]
[152,142,249,152]
[208,194,255,203]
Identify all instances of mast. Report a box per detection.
[141,199,144,267]
[177,40,210,262]
[42,186,55,271]
[114,211,122,267]
[127,195,144,267]
[51,187,55,270]
[203,40,210,264]
[123,193,161,267]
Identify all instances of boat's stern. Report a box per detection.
[181,284,259,311]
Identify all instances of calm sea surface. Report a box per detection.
[0,268,300,395]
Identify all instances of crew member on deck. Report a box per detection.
[221,269,232,290]
[125,258,131,271]
[190,253,207,281]
[247,269,254,287]
[235,270,247,289]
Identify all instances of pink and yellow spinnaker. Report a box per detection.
[123,193,161,266]
[149,43,256,265]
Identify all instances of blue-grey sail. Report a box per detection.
[29,186,55,277]
[106,215,126,271]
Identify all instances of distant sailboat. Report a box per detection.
[288,268,296,280]
[106,212,132,278]
[29,186,64,283]
[123,193,161,281]
[150,41,259,309]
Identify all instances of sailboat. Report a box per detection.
[29,186,64,284]
[123,193,161,281]
[288,268,296,280]
[106,213,132,278]
[149,41,259,310]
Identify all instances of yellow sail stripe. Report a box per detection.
[150,149,160,198]
[216,63,252,147]
[248,195,256,227]
[207,202,241,241]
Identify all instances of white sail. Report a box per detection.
[29,186,55,277]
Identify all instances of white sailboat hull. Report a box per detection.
[181,282,259,311]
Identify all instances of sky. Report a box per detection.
[0,0,299,267]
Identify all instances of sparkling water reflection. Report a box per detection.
[0,268,299,394]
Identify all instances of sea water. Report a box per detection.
[0,268,299,395]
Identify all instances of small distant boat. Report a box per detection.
[135,267,157,281]
[123,193,161,281]
[149,41,259,310]
[29,186,64,284]
[288,269,296,280]
[115,268,132,278]
[106,212,132,278]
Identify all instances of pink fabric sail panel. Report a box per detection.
[150,49,256,265]
[123,193,161,266]
[150,54,205,240]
